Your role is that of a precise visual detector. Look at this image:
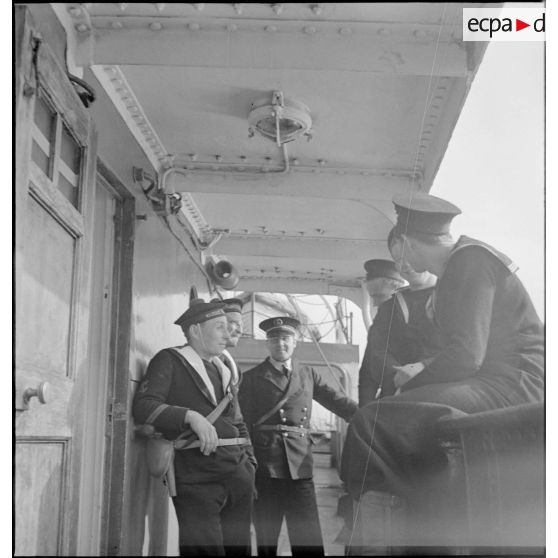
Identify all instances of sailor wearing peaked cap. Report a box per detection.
[363,259,404,282]
[133,296,256,556]
[392,191,461,235]
[210,297,245,350]
[362,259,406,309]
[340,191,543,550]
[259,316,301,337]
[209,298,245,376]
[357,253,439,407]
[239,316,357,556]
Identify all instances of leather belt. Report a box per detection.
[179,437,249,450]
[255,425,309,434]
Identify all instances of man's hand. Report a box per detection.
[185,410,218,456]
[393,362,425,390]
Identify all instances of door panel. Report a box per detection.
[18,194,77,377]
[15,440,68,556]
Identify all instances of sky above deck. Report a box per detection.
[433,40,544,318]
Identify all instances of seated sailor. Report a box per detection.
[358,257,439,406]
[362,258,406,309]
[341,192,544,553]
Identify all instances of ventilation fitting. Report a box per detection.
[248,91,312,145]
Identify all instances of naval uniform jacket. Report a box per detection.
[238,358,358,480]
[402,235,544,402]
[358,286,441,406]
[341,236,544,499]
[133,347,254,485]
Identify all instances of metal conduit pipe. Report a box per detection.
[160,93,291,189]
[159,141,290,192]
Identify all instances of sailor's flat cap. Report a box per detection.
[221,298,243,313]
[174,298,226,328]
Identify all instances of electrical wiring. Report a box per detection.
[161,215,214,294]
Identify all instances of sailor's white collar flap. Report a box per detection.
[173,346,233,405]
[452,235,518,273]
[221,349,239,387]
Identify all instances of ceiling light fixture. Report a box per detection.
[248,90,312,146]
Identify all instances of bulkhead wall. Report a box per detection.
[125,211,210,556]
[86,43,211,558]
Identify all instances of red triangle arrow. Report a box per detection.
[516,19,530,31]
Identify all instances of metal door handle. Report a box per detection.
[22,382,49,408]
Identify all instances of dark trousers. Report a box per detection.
[172,461,255,556]
[341,377,526,499]
[254,477,324,557]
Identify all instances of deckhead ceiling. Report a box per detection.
[54,2,490,301]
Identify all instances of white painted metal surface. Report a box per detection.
[55,2,491,298]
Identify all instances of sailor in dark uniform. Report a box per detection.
[357,260,404,404]
[341,192,544,552]
[362,259,406,310]
[215,297,244,350]
[133,299,256,557]
[358,248,440,407]
[213,297,244,377]
[239,317,358,557]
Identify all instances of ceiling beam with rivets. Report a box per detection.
[70,19,469,77]
[166,168,418,201]
[215,235,387,262]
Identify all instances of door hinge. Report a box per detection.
[107,399,114,423]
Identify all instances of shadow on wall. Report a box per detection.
[128,342,179,556]
[127,412,176,555]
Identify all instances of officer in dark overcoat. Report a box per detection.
[238,317,358,557]
[133,299,256,557]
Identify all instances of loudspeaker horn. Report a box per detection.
[205,258,239,290]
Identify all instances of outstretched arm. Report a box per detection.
[312,367,358,421]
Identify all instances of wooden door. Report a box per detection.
[14,8,97,555]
